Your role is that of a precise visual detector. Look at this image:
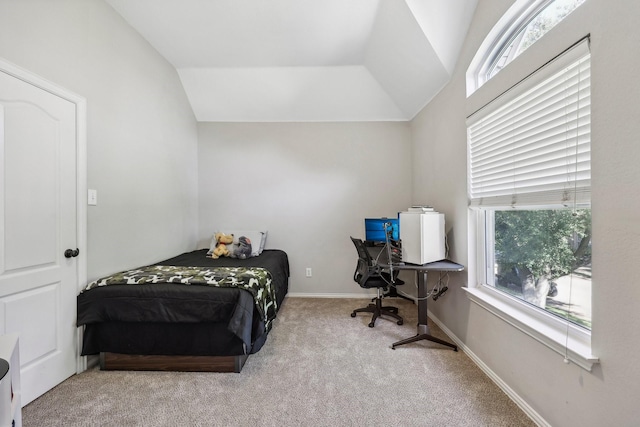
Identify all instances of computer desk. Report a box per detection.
[376,254,464,351]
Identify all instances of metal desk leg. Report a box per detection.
[391,270,457,351]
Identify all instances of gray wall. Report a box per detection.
[0,0,200,281]
[197,122,412,296]
[411,0,640,425]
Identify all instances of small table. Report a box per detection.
[378,257,464,351]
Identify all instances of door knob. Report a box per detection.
[64,248,80,258]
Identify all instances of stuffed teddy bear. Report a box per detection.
[232,235,253,260]
[210,232,234,259]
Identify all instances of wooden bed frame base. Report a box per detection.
[99,352,249,373]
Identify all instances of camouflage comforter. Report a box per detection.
[82,265,278,331]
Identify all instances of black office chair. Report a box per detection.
[350,237,404,328]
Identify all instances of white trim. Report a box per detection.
[0,58,88,374]
[285,292,377,299]
[463,285,598,371]
[428,309,551,427]
[75,93,88,374]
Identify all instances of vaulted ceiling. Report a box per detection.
[106,0,477,122]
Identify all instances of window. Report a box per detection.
[486,208,591,329]
[487,0,586,81]
[466,39,597,370]
[468,0,586,94]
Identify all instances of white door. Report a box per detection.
[0,67,79,405]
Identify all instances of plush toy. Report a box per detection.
[232,236,253,259]
[211,232,234,259]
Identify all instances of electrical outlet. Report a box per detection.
[305,268,312,277]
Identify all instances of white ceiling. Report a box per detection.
[106,0,477,122]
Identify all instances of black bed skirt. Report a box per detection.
[82,321,270,357]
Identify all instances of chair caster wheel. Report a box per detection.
[351,312,356,317]
[397,320,403,325]
[368,322,375,328]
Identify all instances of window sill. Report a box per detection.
[463,285,599,371]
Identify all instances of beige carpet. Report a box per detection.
[23,297,535,426]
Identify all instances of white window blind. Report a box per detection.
[467,39,591,208]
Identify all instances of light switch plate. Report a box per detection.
[88,189,98,206]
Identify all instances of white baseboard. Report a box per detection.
[286,292,375,299]
[427,310,551,427]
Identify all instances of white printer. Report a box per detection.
[399,209,446,264]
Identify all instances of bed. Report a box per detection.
[77,248,289,373]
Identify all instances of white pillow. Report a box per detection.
[259,230,268,252]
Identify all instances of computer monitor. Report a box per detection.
[364,218,399,243]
